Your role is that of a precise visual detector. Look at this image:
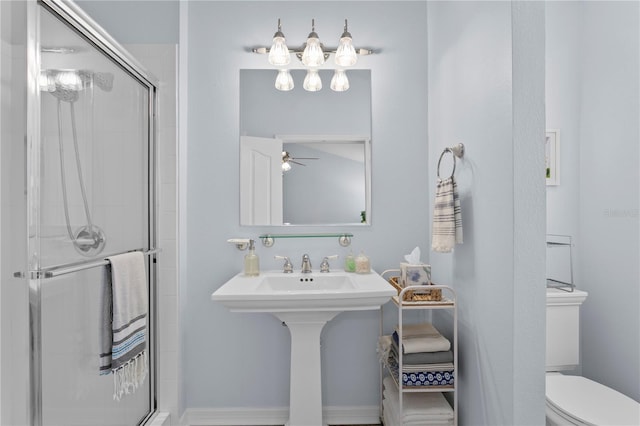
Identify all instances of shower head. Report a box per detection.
[40,69,114,102]
[93,72,114,92]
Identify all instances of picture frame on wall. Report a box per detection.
[546,130,559,186]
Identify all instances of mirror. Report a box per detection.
[239,69,372,226]
[240,134,370,226]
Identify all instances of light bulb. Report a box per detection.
[275,69,294,91]
[335,20,357,67]
[268,19,290,66]
[330,69,349,92]
[301,19,325,67]
[303,69,322,92]
[282,151,292,171]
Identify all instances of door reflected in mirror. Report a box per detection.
[240,69,372,226]
[240,135,370,226]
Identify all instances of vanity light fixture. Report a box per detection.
[268,19,290,67]
[275,69,294,91]
[303,69,322,92]
[334,19,357,67]
[253,18,374,92]
[301,19,325,67]
[330,69,349,92]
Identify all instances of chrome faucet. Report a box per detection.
[320,255,339,273]
[275,255,293,273]
[301,254,312,273]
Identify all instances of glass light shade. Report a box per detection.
[274,69,294,91]
[330,69,350,92]
[303,69,322,92]
[335,36,357,67]
[282,161,292,172]
[268,35,290,66]
[302,36,325,67]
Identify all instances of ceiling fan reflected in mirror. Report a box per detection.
[281,151,318,172]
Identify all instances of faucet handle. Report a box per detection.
[320,255,339,273]
[274,255,293,273]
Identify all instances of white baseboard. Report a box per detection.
[181,405,381,426]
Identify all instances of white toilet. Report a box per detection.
[546,288,640,425]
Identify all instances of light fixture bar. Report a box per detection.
[252,46,375,56]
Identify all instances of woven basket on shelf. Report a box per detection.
[389,276,442,301]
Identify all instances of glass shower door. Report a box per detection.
[31,2,157,425]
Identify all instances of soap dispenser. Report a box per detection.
[344,251,356,273]
[355,251,371,274]
[244,239,260,276]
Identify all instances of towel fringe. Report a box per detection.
[113,350,148,401]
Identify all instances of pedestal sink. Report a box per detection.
[211,270,395,426]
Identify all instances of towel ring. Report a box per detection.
[437,143,465,180]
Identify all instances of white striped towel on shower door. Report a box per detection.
[100,251,148,400]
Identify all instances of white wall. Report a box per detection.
[428,1,546,424]
[546,1,640,402]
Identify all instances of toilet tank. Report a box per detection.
[546,288,589,371]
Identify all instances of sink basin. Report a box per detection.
[212,269,395,426]
[212,270,395,313]
[259,273,356,292]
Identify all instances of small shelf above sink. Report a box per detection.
[259,232,353,247]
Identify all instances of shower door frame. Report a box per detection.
[26,1,159,425]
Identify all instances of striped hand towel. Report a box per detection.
[100,252,148,401]
[431,176,463,253]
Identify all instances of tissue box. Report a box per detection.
[400,263,432,287]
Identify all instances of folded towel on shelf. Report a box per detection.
[383,376,454,423]
[393,330,451,354]
[390,341,454,365]
[383,398,454,425]
[100,252,148,401]
[387,354,455,387]
[395,322,442,338]
[431,176,463,253]
[382,334,454,365]
[391,355,455,373]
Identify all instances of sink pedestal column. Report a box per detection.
[275,311,340,426]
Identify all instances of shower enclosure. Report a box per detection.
[1,0,158,425]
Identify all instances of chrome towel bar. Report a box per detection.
[14,248,161,279]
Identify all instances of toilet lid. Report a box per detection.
[546,375,640,426]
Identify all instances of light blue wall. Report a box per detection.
[240,69,371,137]
[547,1,640,402]
[184,0,430,410]
[428,1,546,424]
[80,0,552,422]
